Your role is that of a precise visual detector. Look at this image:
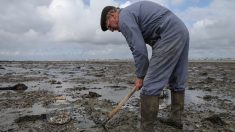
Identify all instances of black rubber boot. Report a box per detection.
[140,95,159,132]
[159,91,184,129]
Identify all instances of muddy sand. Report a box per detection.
[0,61,234,132]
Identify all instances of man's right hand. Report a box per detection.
[134,77,144,90]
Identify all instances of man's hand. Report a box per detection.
[134,78,144,90]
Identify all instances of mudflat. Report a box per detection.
[0,61,234,131]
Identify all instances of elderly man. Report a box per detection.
[100,1,189,131]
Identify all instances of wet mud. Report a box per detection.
[0,61,234,131]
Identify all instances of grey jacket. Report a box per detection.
[119,1,171,78]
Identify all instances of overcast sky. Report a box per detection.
[0,0,234,60]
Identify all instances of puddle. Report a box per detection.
[185,89,206,105]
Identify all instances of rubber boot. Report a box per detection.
[140,95,159,132]
[159,91,184,129]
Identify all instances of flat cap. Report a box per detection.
[100,6,115,31]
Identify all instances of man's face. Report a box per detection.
[106,12,119,32]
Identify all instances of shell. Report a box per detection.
[47,110,71,125]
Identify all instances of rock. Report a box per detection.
[82,91,101,98]
[13,83,28,90]
[203,95,218,101]
[0,83,28,91]
[203,115,226,126]
[56,86,62,88]
[15,114,46,123]
[0,65,5,69]
[199,72,208,76]
[88,91,101,98]
[204,77,215,83]
[49,80,62,84]
[69,86,88,91]
[94,74,104,77]
[204,87,212,91]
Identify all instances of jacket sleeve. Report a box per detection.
[119,14,149,78]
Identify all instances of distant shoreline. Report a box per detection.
[0,59,235,63]
[189,60,235,63]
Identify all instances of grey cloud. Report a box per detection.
[175,0,235,59]
[0,0,52,34]
[0,0,234,60]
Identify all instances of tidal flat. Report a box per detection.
[0,61,234,131]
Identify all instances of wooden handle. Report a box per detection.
[108,88,137,119]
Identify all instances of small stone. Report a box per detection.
[88,91,101,98]
[203,115,226,126]
[0,65,5,69]
[199,72,208,76]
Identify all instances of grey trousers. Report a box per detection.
[141,14,189,96]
